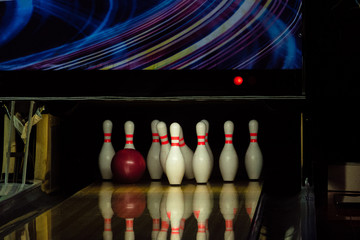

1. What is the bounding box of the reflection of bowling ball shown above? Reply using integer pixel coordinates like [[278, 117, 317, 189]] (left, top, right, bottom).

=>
[[111, 188, 146, 218], [111, 149, 146, 183]]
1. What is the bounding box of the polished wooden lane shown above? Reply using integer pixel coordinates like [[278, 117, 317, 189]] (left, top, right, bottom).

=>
[[2, 181, 262, 240]]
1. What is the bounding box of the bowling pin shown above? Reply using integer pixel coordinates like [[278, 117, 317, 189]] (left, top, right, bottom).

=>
[[166, 122, 185, 185], [179, 126, 194, 180], [193, 121, 212, 184], [166, 186, 184, 240], [219, 121, 239, 182], [193, 185, 213, 240], [147, 120, 163, 180], [157, 121, 171, 175], [220, 183, 238, 240], [124, 120, 135, 149], [201, 120, 214, 172], [244, 120, 263, 180], [157, 192, 169, 240], [99, 120, 115, 180], [98, 182, 114, 240], [147, 182, 163, 240]]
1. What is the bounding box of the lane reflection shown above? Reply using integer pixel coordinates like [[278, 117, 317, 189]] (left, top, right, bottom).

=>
[[220, 183, 238, 240], [2, 182, 261, 240], [111, 184, 146, 240]]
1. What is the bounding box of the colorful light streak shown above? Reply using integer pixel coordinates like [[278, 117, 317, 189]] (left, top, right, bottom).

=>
[[0, 0, 302, 70]]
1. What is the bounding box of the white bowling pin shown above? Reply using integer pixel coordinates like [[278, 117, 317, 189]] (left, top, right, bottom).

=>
[[157, 121, 171, 175], [219, 121, 239, 182], [98, 182, 114, 240], [193, 121, 212, 184], [166, 123, 185, 185], [245, 120, 263, 180], [193, 185, 212, 240], [201, 120, 214, 172], [179, 126, 194, 180], [147, 182, 163, 240], [166, 186, 185, 240], [220, 183, 238, 240], [147, 120, 163, 180], [157, 192, 169, 240], [124, 120, 135, 149], [99, 120, 115, 180]]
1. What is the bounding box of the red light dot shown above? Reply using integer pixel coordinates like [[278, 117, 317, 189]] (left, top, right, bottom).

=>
[[234, 76, 243, 85]]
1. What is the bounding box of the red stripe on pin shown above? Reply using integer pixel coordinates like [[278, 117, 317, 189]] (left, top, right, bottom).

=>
[[161, 140, 169, 145], [126, 141, 133, 144], [225, 140, 232, 144], [198, 224, 206, 233], [225, 134, 232, 137], [153, 139, 160, 142], [104, 133, 111, 136], [194, 210, 200, 219], [152, 133, 159, 137], [250, 139, 257, 142], [104, 139, 111, 143], [160, 135, 168, 139], [250, 133, 257, 136], [171, 143, 180, 146], [198, 142, 205, 145], [160, 221, 169, 230]]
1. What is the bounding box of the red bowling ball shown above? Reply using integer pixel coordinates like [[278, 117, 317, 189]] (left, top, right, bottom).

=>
[[111, 149, 146, 183]]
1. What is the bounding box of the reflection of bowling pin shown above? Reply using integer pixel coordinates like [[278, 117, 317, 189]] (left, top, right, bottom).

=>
[[147, 182, 163, 240], [147, 120, 163, 180], [157, 192, 169, 240], [179, 126, 194, 180], [193, 121, 212, 184], [245, 120, 263, 180], [182, 184, 195, 237], [166, 123, 185, 185], [220, 183, 238, 240], [206, 183, 214, 240], [99, 182, 114, 240], [99, 120, 115, 180], [124, 121, 135, 149], [219, 121, 239, 182], [193, 185, 212, 240], [166, 187, 184, 240], [157, 121, 170, 176], [244, 182, 261, 221], [201, 120, 214, 172], [125, 218, 135, 240]]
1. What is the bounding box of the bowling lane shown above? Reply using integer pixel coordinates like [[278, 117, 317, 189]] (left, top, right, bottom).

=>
[[2, 181, 262, 240]]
